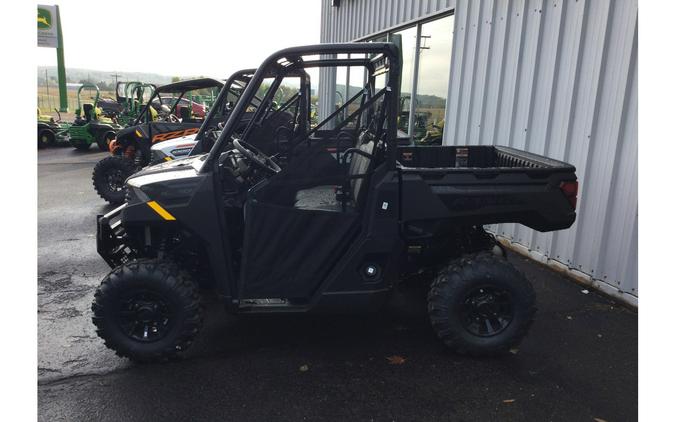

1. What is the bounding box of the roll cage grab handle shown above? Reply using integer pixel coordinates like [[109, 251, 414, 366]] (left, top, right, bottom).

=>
[[202, 42, 402, 173]]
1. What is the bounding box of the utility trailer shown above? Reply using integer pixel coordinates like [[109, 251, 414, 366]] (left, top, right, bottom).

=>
[[92, 43, 578, 362]]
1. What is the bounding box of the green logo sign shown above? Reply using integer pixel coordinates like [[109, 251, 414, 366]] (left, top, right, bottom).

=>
[[38, 8, 52, 30]]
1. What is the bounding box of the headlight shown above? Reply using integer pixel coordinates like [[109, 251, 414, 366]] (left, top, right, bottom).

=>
[[150, 149, 167, 165]]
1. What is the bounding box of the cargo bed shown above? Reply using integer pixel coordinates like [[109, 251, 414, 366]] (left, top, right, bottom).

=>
[[397, 145, 578, 232]]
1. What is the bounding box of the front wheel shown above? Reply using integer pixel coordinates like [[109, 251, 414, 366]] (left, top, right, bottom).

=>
[[91, 260, 203, 362], [92, 156, 137, 204], [427, 252, 536, 356]]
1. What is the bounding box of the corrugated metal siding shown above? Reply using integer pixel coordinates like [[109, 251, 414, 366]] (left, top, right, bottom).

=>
[[320, 0, 638, 304], [319, 0, 457, 121], [320, 0, 456, 42]]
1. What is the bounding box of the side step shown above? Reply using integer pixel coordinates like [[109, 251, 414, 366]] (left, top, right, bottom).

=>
[[237, 298, 308, 313]]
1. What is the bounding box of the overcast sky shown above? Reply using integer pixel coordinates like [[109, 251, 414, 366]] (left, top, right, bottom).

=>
[[36, 0, 321, 78]]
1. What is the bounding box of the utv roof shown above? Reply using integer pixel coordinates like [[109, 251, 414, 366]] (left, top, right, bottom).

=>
[[156, 78, 224, 93]]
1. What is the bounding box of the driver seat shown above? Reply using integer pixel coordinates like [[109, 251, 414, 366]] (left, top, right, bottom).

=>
[[83, 103, 94, 122], [179, 106, 192, 122], [294, 129, 376, 212]]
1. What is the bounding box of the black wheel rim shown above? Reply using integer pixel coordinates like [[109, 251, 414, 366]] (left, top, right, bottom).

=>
[[106, 169, 126, 192], [459, 285, 513, 337], [117, 290, 173, 342]]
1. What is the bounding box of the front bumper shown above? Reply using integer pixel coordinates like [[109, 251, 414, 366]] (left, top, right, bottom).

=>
[[96, 203, 129, 268]]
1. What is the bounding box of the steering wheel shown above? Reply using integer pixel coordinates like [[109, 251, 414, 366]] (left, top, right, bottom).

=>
[[232, 139, 281, 174]]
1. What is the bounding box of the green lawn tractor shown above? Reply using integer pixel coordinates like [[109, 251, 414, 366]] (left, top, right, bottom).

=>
[[114, 81, 156, 127], [397, 95, 431, 140], [67, 83, 123, 151], [417, 119, 445, 146], [37, 107, 70, 149]]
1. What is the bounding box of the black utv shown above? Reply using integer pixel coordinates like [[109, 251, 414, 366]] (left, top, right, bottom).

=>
[[93, 43, 579, 362], [92, 78, 224, 205]]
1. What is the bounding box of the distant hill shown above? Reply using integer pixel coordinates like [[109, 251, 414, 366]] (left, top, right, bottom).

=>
[[335, 83, 445, 108], [38, 66, 174, 89]]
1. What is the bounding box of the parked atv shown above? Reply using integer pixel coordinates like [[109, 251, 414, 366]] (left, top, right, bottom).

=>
[[150, 69, 313, 164], [91, 78, 224, 204], [93, 70, 301, 205], [37, 108, 69, 148], [67, 83, 123, 151], [92, 43, 579, 363]]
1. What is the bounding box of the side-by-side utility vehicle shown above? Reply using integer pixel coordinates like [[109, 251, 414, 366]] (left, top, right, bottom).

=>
[[92, 78, 224, 205], [93, 70, 306, 205], [93, 43, 578, 362]]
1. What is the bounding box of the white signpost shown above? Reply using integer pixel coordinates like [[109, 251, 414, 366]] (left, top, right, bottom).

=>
[[38, 4, 68, 111], [37, 4, 59, 48]]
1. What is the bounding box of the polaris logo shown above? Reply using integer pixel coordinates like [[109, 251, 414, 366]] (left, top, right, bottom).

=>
[[170, 148, 192, 157]]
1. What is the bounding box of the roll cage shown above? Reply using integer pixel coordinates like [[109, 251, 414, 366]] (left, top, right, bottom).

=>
[[134, 78, 224, 125], [191, 66, 314, 156], [189, 69, 257, 155], [203, 43, 401, 172]]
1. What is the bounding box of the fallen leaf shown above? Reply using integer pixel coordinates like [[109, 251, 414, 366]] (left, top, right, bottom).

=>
[[502, 399, 516, 404], [386, 355, 406, 365], [593, 418, 608, 422], [299, 364, 309, 372]]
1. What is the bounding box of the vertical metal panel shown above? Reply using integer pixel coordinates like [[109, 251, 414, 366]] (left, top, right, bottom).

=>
[[321, 0, 456, 43], [319, 0, 638, 304]]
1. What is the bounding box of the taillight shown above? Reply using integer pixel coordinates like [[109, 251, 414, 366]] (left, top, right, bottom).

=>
[[560, 180, 578, 210]]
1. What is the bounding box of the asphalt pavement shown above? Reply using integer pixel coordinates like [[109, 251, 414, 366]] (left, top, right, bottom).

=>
[[38, 146, 637, 422]]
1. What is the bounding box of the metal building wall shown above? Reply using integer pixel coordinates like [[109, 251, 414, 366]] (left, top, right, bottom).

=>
[[318, 0, 457, 120], [320, 0, 638, 305]]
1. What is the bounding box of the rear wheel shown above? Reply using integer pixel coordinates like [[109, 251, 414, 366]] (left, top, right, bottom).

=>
[[427, 252, 536, 356], [92, 156, 136, 204], [91, 260, 203, 362], [38, 129, 55, 149]]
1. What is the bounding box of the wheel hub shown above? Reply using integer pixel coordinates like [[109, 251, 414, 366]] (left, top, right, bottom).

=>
[[117, 292, 172, 342], [107, 170, 124, 192], [475, 297, 499, 317], [460, 286, 514, 337]]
